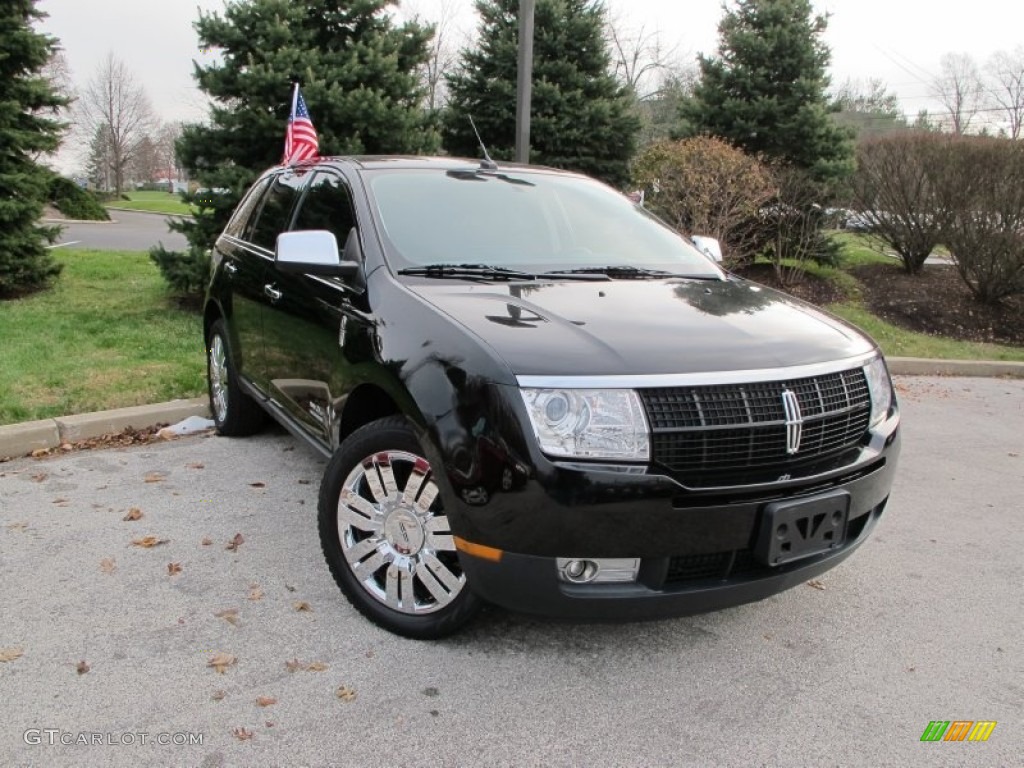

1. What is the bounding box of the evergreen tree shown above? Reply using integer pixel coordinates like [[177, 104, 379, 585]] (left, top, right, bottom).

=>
[[155, 0, 437, 296], [443, 0, 640, 188], [678, 0, 853, 186], [0, 0, 66, 298]]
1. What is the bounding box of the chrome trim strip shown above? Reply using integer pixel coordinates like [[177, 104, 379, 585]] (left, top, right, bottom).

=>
[[516, 352, 877, 390]]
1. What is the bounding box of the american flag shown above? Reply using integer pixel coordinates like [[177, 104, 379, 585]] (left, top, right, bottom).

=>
[[283, 84, 319, 163]]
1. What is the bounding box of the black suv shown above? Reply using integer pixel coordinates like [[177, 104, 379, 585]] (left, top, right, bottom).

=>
[[203, 156, 900, 638]]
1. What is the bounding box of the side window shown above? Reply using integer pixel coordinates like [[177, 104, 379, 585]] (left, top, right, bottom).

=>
[[249, 173, 304, 251], [222, 177, 271, 239], [291, 172, 358, 254]]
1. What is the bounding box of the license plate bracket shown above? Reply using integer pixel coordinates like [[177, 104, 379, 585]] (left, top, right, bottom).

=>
[[755, 490, 850, 566]]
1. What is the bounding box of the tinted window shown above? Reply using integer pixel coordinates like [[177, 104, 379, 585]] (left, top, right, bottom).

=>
[[292, 172, 357, 251], [249, 173, 304, 251], [223, 177, 271, 239]]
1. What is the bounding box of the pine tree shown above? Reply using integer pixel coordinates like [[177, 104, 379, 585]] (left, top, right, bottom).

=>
[[678, 0, 853, 186], [0, 0, 66, 298], [155, 0, 437, 296], [443, 0, 640, 188]]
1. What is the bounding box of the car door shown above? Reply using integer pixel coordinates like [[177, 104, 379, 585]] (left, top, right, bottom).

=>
[[262, 169, 367, 445]]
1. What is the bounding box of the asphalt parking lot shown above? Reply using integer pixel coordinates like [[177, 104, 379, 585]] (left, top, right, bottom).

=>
[[0, 375, 1021, 767]]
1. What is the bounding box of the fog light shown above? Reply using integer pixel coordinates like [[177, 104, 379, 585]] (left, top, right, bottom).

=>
[[562, 559, 598, 583]]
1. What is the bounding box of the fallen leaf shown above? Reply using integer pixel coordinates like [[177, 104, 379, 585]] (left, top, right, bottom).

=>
[[31, 449, 49, 458], [187, 462, 205, 469], [247, 587, 264, 601], [231, 727, 254, 741], [265, 722, 274, 728], [143, 472, 165, 483], [305, 661, 328, 672], [215, 609, 239, 626], [100, 558, 117, 574], [76, 660, 90, 675], [211, 690, 226, 702], [131, 536, 169, 548], [0, 647, 24, 663], [30, 472, 47, 482], [336, 685, 357, 703], [52, 497, 70, 504], [806, 580, 826, 591], [201, 537, 213, 546], [285, 584, 297, 592], [256, 696, 277, 707], [207, 653, 237, 674], [225, 533, 244, 551], [293, 601, 312, 612], [122, 507, 143, 521], [422, 687, 439, 697], [167, 562, 182, 576], [5, 522, 28, 532], [285, 659, 302, 673], [60, 443, 73, 452], [250, 481, 266, 488]]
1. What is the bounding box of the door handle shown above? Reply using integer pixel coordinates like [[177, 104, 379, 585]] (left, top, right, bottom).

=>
[[224, 262, 238, 275], [263, 284, 282, 301]]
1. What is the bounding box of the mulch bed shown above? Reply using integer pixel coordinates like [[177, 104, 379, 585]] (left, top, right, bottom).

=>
[[737, 262, 1024, 347]]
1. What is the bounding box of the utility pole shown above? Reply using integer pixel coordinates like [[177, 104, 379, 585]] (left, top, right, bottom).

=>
[[515, 0, 535, 163]]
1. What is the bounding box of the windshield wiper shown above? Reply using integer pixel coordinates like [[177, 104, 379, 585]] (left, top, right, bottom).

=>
[[546, 265, 717, 280], [397, 263, 538, 281]]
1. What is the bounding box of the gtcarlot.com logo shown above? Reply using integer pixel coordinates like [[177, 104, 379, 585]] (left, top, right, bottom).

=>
[[920, 721, 997, 742], [24, 730, 204, 747]]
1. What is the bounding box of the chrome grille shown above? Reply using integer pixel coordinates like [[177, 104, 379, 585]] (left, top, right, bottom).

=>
[[640, 368, 871, 481]]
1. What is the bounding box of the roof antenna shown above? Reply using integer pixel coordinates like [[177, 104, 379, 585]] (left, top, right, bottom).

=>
[[468, 116, 498, 171]]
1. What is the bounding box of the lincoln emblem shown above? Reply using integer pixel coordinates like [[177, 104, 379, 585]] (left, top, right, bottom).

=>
[[781, 390, 804, 454]]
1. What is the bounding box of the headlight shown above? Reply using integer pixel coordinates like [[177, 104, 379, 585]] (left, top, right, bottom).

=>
[[520, 388, 650, 461], [864, 355, 894, 427]]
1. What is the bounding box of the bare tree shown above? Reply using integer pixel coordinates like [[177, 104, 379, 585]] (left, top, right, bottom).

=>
[[605, 12, 683, 101], [986, 47, 1024, 139], [77, 52, 155, 196], [931, 52, 984, 135], [407, 0, 462, 112]]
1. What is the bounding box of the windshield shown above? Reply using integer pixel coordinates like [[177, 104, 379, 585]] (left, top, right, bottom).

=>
[[366, 168, 724, 278]]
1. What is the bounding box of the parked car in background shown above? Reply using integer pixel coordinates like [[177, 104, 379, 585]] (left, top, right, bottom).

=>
[[203, 156, 901, 638]]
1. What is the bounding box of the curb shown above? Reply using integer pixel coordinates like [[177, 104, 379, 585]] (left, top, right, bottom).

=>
[[104, 206, 194, 219], [1, 360, 1022, 460], [0, 398, 210, 461]]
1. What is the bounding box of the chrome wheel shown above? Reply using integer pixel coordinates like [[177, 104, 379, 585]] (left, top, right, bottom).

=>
[[209, 333, 229, 424], [337, 450, 465, 615]]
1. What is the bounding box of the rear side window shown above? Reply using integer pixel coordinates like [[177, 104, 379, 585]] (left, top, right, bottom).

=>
[[249, 173, 304, 251], [223, 177, 271, 239], [292, 172, 357, 251]]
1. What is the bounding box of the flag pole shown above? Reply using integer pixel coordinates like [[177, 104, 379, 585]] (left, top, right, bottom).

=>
[[284, 82, 300, 166]]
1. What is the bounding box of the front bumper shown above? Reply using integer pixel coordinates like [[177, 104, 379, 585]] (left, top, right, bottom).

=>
[[460, 496, 887, 620]]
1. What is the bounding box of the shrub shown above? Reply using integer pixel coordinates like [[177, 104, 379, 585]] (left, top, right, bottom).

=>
[[48, 177, 110, 221], [632, 136, 776, 265], [149, 244, 209, 304]]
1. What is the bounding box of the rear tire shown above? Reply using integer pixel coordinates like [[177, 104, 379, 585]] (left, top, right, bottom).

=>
[[318, 415, 482, 639], [206, 319, 265, 437]]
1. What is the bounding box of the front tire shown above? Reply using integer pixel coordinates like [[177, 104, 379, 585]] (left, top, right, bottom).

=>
[[318, 416, 482, 639], [206, 319, 265, 437]]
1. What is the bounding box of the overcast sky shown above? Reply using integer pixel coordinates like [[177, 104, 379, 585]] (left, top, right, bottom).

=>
[[35, 0, 1024, 148]]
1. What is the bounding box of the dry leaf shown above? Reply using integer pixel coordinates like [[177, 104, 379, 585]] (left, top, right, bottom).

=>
[[0, 647, 24, 663], [305, 661, 328, 672], [143, 472, 165, 483], [122, 507, 143, 521], [211, 690, 226, 702], [232, 727, 254, 741], [215, 609, 239, 626], [131, 536, 168, 548], [225, 533, 244, 552], [293, 601, 312, 612], [256, 696, 277, 707], [336, 685, 357, 703], [31, 472, 47, 482], [806, 580, 826, 591], [76, 660, 90, 675], [187, 462, 205, 470], [285, 584, 297, 592], [100, 557, 117, 574], [31, 449, 49, 458], [5, 522, 28, 532], [167, 562, 182, 576], [207, 653, 237, 674], [52, 497, 70, 504], [249, 481, 266, 488], [60, 443, 73, 452], [265, 722, 274, 728], [247, 587, 264, 601], [201, 537, 213, 546], [285, 659, 302, 673]]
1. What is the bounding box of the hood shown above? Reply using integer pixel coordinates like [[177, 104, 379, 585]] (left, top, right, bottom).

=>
[[404, 277, 876, 377]]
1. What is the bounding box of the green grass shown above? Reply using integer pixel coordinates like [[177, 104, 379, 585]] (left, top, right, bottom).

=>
[[106, 190, 194, 216], [0, 249, 206, 426]]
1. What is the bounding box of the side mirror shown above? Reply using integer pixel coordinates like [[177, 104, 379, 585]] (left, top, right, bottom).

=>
[[275, 229, 362, 280], [690, 235, 723, 263]]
